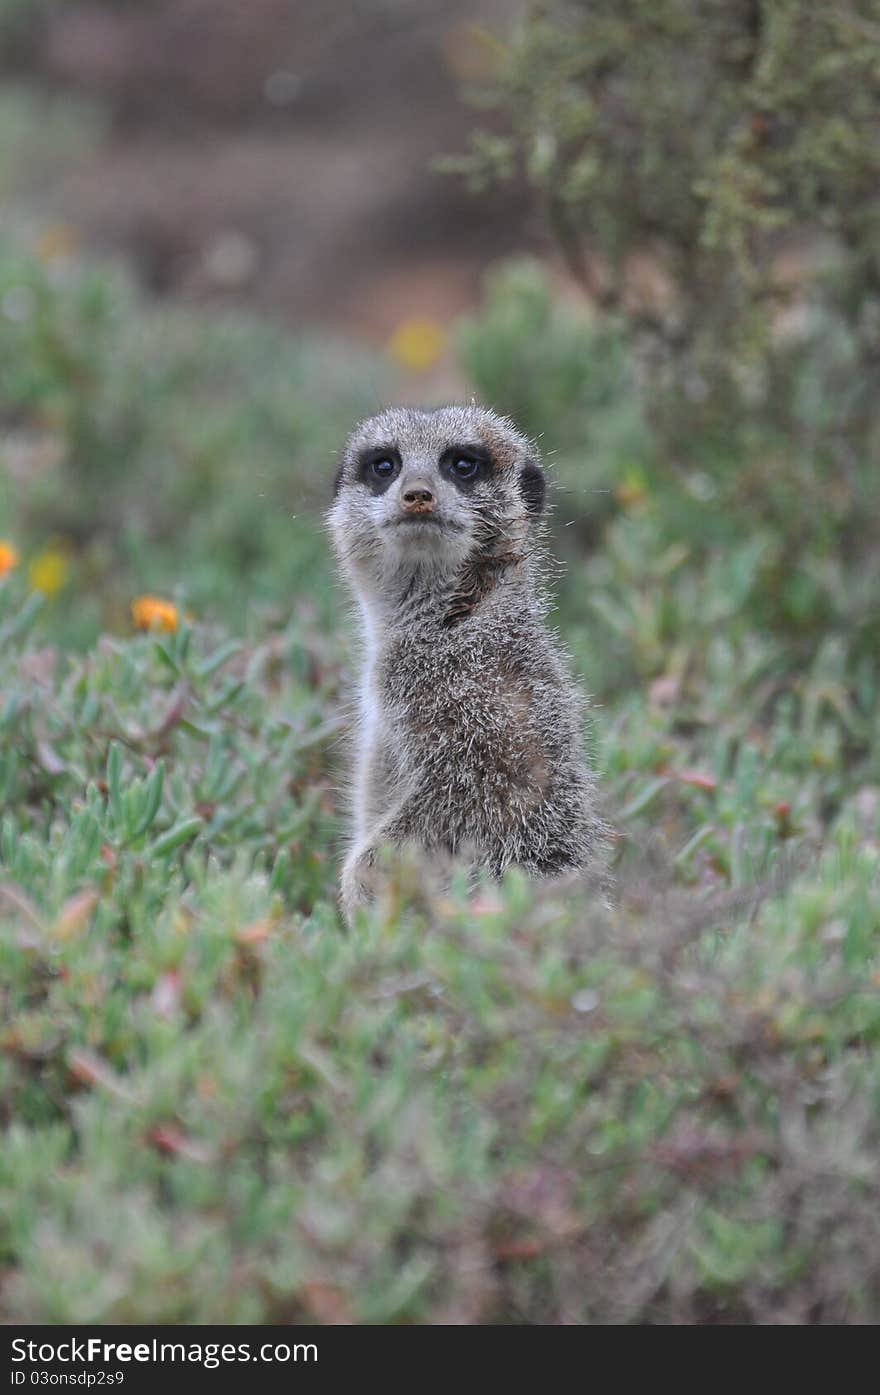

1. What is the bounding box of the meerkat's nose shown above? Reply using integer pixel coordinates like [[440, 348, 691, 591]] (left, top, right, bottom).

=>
[[400, 480, 435, 514]]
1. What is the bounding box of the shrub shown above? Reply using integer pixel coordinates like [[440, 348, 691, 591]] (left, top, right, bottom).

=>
[[452, 0, 880, 461], [2, 576, 879, 1322]]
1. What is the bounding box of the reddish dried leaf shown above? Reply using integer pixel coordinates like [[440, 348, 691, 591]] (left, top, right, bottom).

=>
[[300, 1281, 352, 1324], [148, 1123, 214, 1164], [154, 689, 187, 738], [55, 888, 99, 939], [150, 969, 183, 1018], [68, 1048, 135, 1101], [235, 918, 273, 946], [493, 1235, 546, 1260], [667, 768, 718, 791]]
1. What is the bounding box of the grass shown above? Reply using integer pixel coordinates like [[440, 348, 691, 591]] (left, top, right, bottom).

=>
[[1, 234, 879, 1322]]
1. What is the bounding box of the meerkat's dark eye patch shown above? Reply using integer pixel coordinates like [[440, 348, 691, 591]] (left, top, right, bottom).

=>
[[358, 447, 401, 494], [440, 444, 492, 490], [518, 460, 546, 515]]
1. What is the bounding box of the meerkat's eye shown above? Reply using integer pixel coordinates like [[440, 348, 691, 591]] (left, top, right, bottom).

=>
[[451, 456, 480, 480], [370, 457, 397, 479], [441, 446, 490, 486], [358, 449, 401, 492]]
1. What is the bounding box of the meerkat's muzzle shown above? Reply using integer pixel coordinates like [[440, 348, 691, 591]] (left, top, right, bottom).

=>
[[399, 478, 436, 516]]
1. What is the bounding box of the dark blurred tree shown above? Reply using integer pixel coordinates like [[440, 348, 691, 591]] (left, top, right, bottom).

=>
[[452, 0, 880, 458]]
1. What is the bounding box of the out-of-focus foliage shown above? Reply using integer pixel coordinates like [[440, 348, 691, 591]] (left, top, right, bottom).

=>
[[459, 261, 880, 699], [1, 575, 880, 1322], [0, 232, 383, 646], [451, 0, 880, 455], [0, 86, 104, 198], [2, 226, 880, 1321], [456, 258, 639, 454], [0, 0, 44, 48]]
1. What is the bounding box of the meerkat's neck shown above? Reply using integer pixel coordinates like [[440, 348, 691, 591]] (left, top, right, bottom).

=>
[[353, 548, 537, 648]]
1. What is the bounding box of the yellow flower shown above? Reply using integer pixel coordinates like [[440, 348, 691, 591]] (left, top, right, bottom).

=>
[[615, 466, 649, 510], [28, 548, 69, 595], [0, 541, 19, 578], [131, 595, 179, 633], [387, 317, 447, 373]]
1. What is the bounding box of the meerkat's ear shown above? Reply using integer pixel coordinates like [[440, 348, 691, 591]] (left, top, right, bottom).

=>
[[518, 458, 546, 516], [332, 459, 345, 497]]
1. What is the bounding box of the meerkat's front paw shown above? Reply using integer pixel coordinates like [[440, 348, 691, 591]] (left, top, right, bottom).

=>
[[339, 846, 379, 925]]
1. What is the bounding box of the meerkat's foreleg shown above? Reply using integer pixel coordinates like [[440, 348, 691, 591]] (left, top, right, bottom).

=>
[[339, 788, 424, 924]]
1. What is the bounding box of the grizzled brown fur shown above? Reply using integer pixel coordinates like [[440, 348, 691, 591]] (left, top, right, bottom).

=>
[[327, 404, 604, 922]]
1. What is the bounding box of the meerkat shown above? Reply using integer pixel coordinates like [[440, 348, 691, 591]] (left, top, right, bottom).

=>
[[327, 404, 605, 923]]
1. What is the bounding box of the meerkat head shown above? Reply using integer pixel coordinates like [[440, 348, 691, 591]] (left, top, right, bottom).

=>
[[327, 405, 546, 604]]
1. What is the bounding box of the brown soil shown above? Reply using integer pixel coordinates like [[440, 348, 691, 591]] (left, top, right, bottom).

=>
[[18, 0, 540, 338]]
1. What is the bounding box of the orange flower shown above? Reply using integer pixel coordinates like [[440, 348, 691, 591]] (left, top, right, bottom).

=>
[[131, 595, 179, 633], [0, 541, 19, 578], [37, 223, 78, 263]]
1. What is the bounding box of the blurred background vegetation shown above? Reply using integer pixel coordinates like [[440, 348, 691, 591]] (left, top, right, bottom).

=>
[[1, 0, 879, 1324]]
